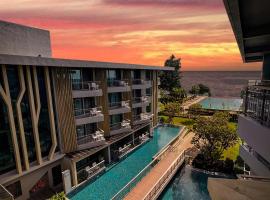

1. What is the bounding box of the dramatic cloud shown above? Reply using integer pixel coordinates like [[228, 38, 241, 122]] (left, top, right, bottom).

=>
[[0, 0, 260, 70]]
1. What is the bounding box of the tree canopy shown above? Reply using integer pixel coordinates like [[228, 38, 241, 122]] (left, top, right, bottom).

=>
[[159, 55, 181, 91], [189, 84, 211, 96], [192, 112, 238, 166]]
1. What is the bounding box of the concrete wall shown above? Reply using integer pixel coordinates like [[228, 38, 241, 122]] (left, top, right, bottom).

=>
[[0, 20, 51, 57], [238, 115, 270, 163], [240, 145, 270, 177]]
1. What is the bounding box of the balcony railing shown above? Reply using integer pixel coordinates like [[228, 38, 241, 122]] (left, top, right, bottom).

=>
[[133, 113, 153, 121], [242, 143, 270, 171], [74, 107, 103, 119], [107, 79, 129, 87], [72, 81, 100, 91], [133, 96, 149, 104], [243, 85, 270, 127], [77, 129, 105, 146], [110, 120, 131, 131], [77, 160, 106, 184], [109, 101, 130, 109]]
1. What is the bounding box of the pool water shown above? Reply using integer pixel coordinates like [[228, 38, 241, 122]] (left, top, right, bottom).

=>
[[69, 126, 182, 200], [159, 166, 219, 200], [199, 97, 243, 111]]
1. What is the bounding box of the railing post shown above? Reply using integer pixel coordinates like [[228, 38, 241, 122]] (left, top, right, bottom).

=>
[[260, 89, 266, 125]]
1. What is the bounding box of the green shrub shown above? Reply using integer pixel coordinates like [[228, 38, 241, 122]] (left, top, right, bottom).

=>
[[50, 192, 66, 200]]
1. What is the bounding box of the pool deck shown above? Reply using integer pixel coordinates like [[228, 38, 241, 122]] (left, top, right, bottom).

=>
[[124, 131, 194, 200], [182, 96, 207, 111]]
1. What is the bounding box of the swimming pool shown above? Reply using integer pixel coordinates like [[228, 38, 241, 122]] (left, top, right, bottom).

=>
[[68, 126, 182, 200], [159, 166, 224, 200], [199, 97, 243, 111]]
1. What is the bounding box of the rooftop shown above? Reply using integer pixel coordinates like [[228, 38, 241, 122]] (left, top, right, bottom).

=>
[[223, 0, 270, 63]]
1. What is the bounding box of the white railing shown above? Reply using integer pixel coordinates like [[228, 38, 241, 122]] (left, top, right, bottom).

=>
[[77, 160, 106, 183], [109, 100, 130, 109], [77, 129, 105, 145], [108, 79, 129, 87], [133, 96, 149, 104], [74, 106, 103, 118], [110, 120, 131, 131], [0, 184, 13, 200], [72, 81, 100, 91], [111, 138, 183, 200], [143, 150, 186, 200]]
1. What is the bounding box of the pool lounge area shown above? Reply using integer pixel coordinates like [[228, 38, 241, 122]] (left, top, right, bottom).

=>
[[199, 97, 243, 111], [68, 125, 182, 200]]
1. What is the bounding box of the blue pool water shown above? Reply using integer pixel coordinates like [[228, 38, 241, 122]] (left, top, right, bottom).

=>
[[159, 166, 220, 200], [69, 126, 181, 200], [199, 97, 243, 111]]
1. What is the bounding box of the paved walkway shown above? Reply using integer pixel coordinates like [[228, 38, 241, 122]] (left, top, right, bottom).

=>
[[124, 132, 194, 200], [182, 96, 207, 110]]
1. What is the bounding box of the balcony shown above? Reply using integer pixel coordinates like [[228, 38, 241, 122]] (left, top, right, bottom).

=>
[[77, 129, 106, 150], [77, 160, 106, 184], [132, 96, 150, 108], [109, 101, 131, 115], [107, 80, 131, 93], [243, 82, 270, 127], [133, 113, 153, 125], [240, 143, 270, 177], [238, 115, 270, 165], [75, 107, 104, 125], [72, 81, 103, 98], [110, 120, 132, 136], [132, 79, 152, 89]]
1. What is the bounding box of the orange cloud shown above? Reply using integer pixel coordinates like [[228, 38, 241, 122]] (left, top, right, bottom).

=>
[[0, 0, 261, 71]]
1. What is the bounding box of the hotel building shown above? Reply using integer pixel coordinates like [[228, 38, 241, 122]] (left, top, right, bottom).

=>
[[0, 20, 172, 200], [224, 0, 270, 177]]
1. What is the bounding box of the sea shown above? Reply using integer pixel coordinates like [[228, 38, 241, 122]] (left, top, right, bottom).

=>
[[181, 71, 261, 98]]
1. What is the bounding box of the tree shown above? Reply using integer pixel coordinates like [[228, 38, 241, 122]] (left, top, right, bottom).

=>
[[189, 84, 211, 96], [159, 55, 181, 91], [170, 88, 187, 103], [188, 103, 202, 116], [192, 112, 238, 167], [198, 84, 211, 96], [189, 85, 200, 96], [164, 102, 181, 124]]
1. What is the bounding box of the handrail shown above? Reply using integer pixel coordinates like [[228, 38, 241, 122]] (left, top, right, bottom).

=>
[[107, 79, 129, 87], [143, 150, 186, 200], [74, 106, 103, 118], [72, 81, 101, 90], [111, 130, 183, 200], [109, 100, 130, 108], [111, 158, 159, 200], [0, 184, 14, 200], [110, 120, 131, 131]]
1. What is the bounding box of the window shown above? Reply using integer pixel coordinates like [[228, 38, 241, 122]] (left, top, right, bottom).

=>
[[132, 70, 141, 79], [107, 70, 121, 80], [108, 93, 122, 105], [146, 71, 152, 80], [146, 103, 152, 113], [110, 114, 123, 125], [76, 123, 97, 138], [132, 89, 141, 98], [71, 69, 82, 89], [146, 88, 152, 96]]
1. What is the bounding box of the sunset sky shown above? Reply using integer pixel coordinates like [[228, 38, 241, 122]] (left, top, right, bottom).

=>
[[0, 0, 261, 71]]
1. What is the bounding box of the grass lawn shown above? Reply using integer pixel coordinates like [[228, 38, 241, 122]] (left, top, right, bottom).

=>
[[159, 115, 195, 129], [222, 122, 240, 161]]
